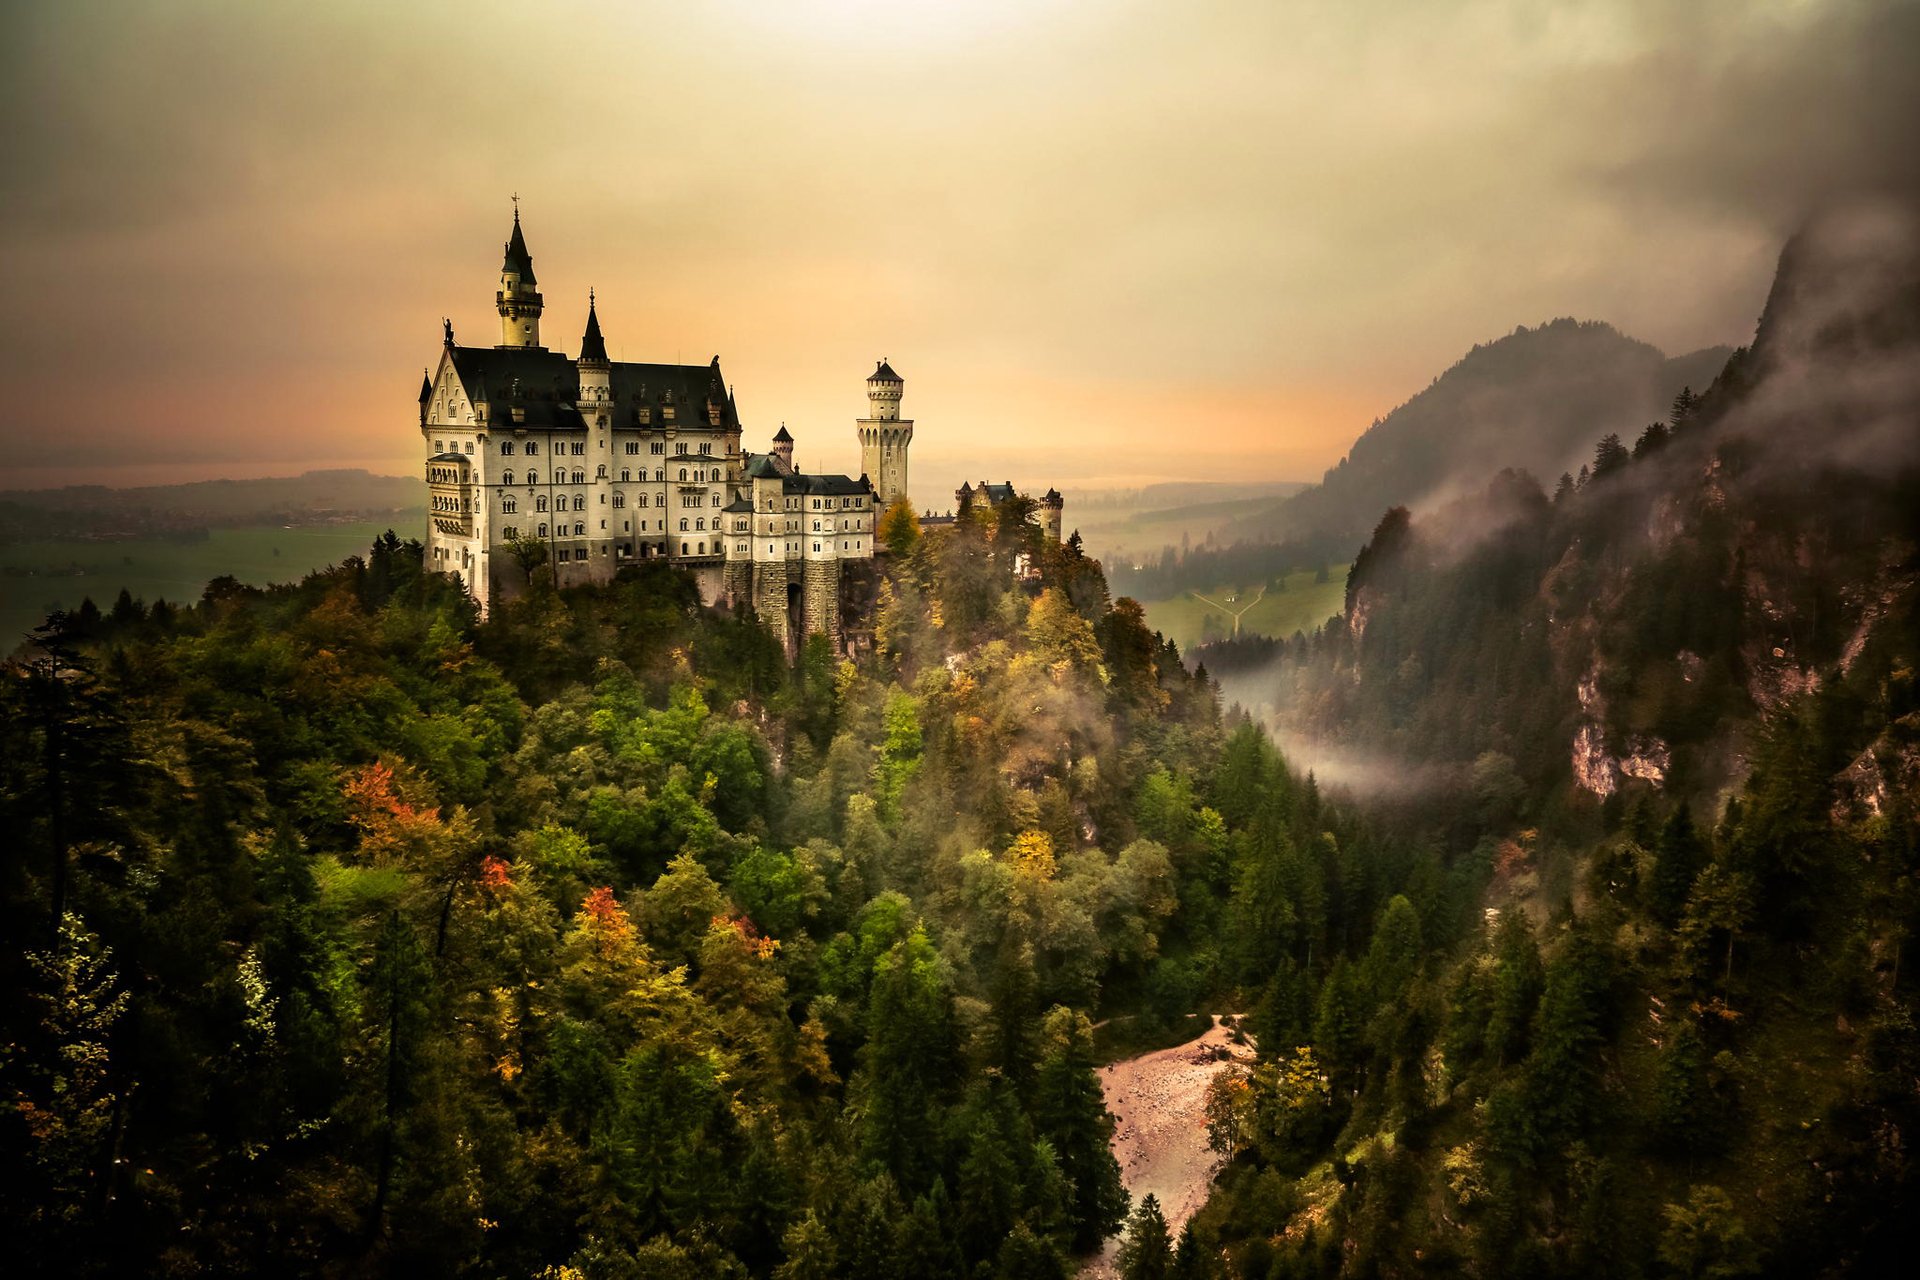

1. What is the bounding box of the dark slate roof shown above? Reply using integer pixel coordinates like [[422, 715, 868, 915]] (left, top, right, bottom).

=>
[[868, 360, 901, 382], [747, 455, 785, 479], [804, 473, 871, 496], [418, 371, 432, 403], [428, 451, 468, 464], [1043, 488, 1063, 504], [502, 213, 536, 284], [578, 296, 608, 364], [772, 425, 793, 443], [722, 496, 753, 513], [443, 345, 739, 433]]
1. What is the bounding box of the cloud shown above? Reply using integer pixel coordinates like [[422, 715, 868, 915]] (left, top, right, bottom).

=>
[[0, 1, 1912, 488]]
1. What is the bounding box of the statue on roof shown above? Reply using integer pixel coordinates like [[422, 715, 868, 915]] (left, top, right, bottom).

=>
[[443, 317, 454, 345]]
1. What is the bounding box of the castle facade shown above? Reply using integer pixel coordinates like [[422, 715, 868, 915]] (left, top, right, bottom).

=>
[[420, 209, 1057, 647]]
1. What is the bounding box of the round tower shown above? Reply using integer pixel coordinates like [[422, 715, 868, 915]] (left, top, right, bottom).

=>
[[1040, 488, 1064, 542], [496, 205, 544, 348], [857, 359, 913, 509]]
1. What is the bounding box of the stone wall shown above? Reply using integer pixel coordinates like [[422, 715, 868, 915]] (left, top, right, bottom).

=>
[[753, 560, 792, 646], [804, 558, 841, 645]]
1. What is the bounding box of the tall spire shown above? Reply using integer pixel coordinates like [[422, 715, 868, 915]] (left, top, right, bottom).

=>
[[496, 199, 544, 348], [579, 289, 608, 364], [501, 204, 537, 286]]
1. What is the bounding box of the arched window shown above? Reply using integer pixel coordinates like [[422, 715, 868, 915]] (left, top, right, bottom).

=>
[[572, 469, 585, 485], [698, 541, 705, 555], [501, 441, 514, 455], [574, 521, 585, 535], [573, 495, 586, 511], [502, 496, 517, 513], [525, 442, 538, 454], [679, 518, 689, 531], [639, 494, 649, 508], [712, 494, 721, 507], [502, 469, 514, 485], [536, 495, 549, 512], [678, 468, 688, 481], [537, 523, 548, 537], [620, 469, 630, 481], [695, 517, 705, 531], [525, 469, 538, 484], [596, 465, 607, 478], [613, 493, 625, 508]]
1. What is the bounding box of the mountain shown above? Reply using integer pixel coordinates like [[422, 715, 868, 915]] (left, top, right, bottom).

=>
[[1187, 201, 1920, 1273], [1224, 321, 1731, 549]]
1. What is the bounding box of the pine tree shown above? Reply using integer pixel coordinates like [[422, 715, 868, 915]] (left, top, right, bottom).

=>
[[1118, 1194, 1173, 1280]]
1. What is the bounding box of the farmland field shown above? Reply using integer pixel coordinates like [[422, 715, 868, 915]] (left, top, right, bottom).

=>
[[1137, 564, 1350, 653], [0, 521, 407, 652]]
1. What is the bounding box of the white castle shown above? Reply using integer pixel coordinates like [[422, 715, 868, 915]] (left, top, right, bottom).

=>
[[420, 208, 1059, 648]]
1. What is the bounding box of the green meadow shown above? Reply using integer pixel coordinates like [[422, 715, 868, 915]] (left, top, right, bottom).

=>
[[0, 521, 408, 651], [1137, 563, 1350, 653]]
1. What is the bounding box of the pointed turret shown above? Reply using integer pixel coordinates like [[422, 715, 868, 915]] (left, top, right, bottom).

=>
[[771, 424, 794, 473], [496, 202, 544, 348], [578, 290, 608, 364], [502, 209, 537, 285], [419, 369, 432, 425]]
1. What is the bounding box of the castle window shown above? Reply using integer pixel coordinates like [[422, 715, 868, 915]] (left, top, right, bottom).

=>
[[503, 525, 517, 539], [639, 494, 649, 508], [813, 542, 821, 552], [678, 469, 688, 481], [573, 495, 585, 511], [599, 494, 606, 505], [501, 441, 515, 455], [596, 465, 606, 478], [625, 442, 638, 455], [537, 523, 548, 537], [570, 442, 583, 456], [572, 469, 585, 485], [698, 542, 706, 555], [613, 494, 624, 508], [536, 496, 549, 512], [502, 470, 514, 485], [652, 442, 664, 455], [502, 496, 517, 513], [712, 494, 721, 507], [525, 470, 537, 484], [525, 442, 537, 454], [679, 518, 689, 531], [695, 518, 705, 531], [655, 469, 664, 481], [574, 521, 585, 535], [676, 443, 688, 455]]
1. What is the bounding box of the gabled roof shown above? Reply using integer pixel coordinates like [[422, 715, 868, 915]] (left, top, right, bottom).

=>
[[772, 425, 793, 443], [502, 211, 536, 284], [418, 370, 432, 404], [804, 474, 871, 496], [868, 360, 901, 382], [441, 345, 739, 433], [722, 496, 753, 513]]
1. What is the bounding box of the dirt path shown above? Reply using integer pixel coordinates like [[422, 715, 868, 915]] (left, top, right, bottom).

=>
[[1082, 1015, 1254, 1277]]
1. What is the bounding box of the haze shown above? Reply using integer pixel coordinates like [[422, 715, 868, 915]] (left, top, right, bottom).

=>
[[3, 0, 1914, 498]]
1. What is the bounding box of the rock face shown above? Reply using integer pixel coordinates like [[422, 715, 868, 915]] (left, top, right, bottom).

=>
[[1083, 1017, 1255, 1278]]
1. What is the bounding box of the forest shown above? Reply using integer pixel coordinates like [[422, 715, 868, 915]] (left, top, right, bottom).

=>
[[5, 207, 1919, 1279]]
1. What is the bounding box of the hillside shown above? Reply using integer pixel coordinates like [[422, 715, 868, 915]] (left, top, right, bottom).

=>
[[1182, 201, 1920, 1274], [1223, 322, 1731, 550]]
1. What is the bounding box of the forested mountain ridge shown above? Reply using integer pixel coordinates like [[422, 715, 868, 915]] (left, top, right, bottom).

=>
[[1182, 202, 1920, 1275], [1222, 322, 1730, 552]]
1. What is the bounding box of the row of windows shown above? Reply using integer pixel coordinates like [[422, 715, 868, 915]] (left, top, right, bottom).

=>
[[496, 467, 730, 485], [497, 441, 588, 457], [432, 440, 476, 455]]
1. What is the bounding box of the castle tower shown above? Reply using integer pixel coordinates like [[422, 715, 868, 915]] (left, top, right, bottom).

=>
[[576, 290, 609, 397], [857, 360, 912, 509], [1040, 488, 1064, 542], [771, 424, 794, 474], [496, 205, 544, 348]]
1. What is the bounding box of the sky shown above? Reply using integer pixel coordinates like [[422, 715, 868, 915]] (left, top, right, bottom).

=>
[[2, 0, 1915, 500]]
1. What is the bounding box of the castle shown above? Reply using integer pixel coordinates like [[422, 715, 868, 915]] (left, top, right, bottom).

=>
[[420, 209, 1058, 648]]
